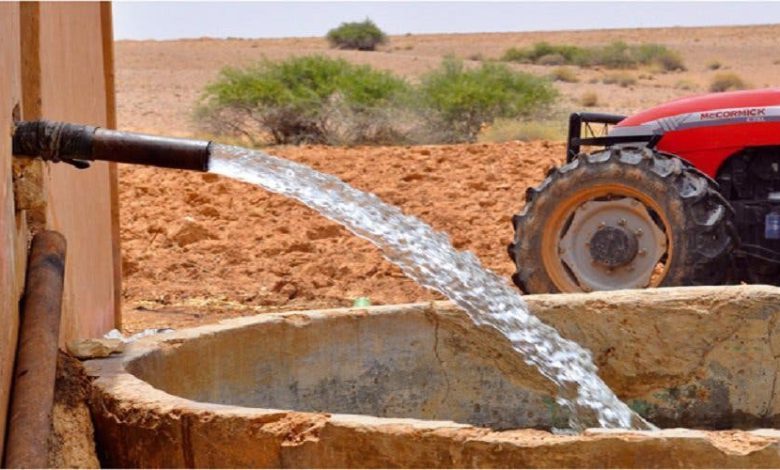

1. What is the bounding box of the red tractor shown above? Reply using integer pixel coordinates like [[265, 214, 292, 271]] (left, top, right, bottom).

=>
[[508, 88, 780, 293]]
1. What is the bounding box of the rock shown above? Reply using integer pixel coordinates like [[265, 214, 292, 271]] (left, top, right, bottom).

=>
[[67, 338, 125, 360], [169, 217, 218, 246]]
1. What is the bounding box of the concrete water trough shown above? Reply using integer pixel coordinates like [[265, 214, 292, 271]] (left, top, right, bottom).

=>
[[85, 285, 780, 467]]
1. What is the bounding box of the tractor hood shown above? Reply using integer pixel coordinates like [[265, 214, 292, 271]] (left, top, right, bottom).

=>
[[612, 89, 780, 136]]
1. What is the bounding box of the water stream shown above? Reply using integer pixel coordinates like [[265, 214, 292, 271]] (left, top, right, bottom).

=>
[[209, 144, 654, 431]]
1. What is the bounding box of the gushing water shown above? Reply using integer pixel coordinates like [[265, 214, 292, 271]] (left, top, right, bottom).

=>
[[209, 144, 654, 431]]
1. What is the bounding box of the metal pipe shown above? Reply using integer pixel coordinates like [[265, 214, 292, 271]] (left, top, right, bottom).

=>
[[12, 120, 211, 172], [3, 231, 67, 469]]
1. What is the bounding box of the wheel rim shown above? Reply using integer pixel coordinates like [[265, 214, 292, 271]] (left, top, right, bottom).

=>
[[541, 183, 672, 292]]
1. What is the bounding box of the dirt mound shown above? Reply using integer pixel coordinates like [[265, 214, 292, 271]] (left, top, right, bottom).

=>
[[49, 353, 100, 468], [119, 141, 564, 332]]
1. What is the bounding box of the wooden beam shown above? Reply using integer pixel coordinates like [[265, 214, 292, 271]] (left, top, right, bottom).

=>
[[100, 1, 122, 329], [19, 2, 40, 119]]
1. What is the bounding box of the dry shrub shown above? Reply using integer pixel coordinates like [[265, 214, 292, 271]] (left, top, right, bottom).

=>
[[537, 53, 567, 66], [674, 79, 697, 91], [550, 67, 579, 83], [709, 73, 748, 92], [602, 72, 637, 87], [580, 91, 599, 107]]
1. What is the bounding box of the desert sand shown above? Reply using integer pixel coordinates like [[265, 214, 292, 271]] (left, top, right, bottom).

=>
[[116, 24, 780, 332]]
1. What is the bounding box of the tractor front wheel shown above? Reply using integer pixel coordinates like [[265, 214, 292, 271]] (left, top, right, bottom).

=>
[[508, 147, 737, 294]]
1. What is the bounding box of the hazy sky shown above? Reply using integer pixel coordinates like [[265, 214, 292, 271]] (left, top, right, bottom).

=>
[[112, 2, 780, 40]]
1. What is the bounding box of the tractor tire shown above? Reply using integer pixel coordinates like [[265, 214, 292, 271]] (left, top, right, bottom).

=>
[[508, 147, 737, 294]]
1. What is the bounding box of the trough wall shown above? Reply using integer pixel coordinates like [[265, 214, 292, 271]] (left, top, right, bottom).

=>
[[87, 285, 780, 468]]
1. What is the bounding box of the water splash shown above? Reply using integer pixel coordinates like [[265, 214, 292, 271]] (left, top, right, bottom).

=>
[[209, 144, 654, 431]]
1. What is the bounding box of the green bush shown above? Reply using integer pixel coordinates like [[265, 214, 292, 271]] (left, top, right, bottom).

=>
[[502, 42, 587, 65], [197, 55, 560, 145], [502, 41, 685, 71], [591, 41, 635, 69], [501, 47, 530, 62], [418, 58, 557, 142], [633, 43, 686, 71], [709, 72, 748, 92], [326, 19, 387, 51], [197, 55, 410, 144]]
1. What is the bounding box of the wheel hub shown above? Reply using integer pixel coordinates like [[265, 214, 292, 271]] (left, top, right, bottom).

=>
[[588, 226, 638, 268], [559, 197, 667, 291]]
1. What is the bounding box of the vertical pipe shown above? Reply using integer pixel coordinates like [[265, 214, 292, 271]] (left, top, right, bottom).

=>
[[3, 231, 66, 469]]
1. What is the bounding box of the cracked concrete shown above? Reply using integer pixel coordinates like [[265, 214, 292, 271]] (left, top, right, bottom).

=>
[[85, 285, 780, 467], [428, 308, 452, 407]]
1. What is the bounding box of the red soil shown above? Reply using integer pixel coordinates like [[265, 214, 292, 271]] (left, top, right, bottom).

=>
[[119, 141, 564, 332]]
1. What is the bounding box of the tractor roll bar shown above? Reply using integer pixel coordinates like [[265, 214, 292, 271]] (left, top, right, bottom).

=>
[[566, 112, 648, 162]]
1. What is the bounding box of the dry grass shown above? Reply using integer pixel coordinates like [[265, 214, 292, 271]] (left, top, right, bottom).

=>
[[478, 119, 566, 143]]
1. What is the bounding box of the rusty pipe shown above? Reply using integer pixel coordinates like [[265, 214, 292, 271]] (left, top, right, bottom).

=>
[[12, 120, 210, 172], [3, 231, 67, 469]]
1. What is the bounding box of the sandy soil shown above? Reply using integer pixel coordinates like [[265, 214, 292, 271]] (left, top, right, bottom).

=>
[[116, 24, 780, 332]]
